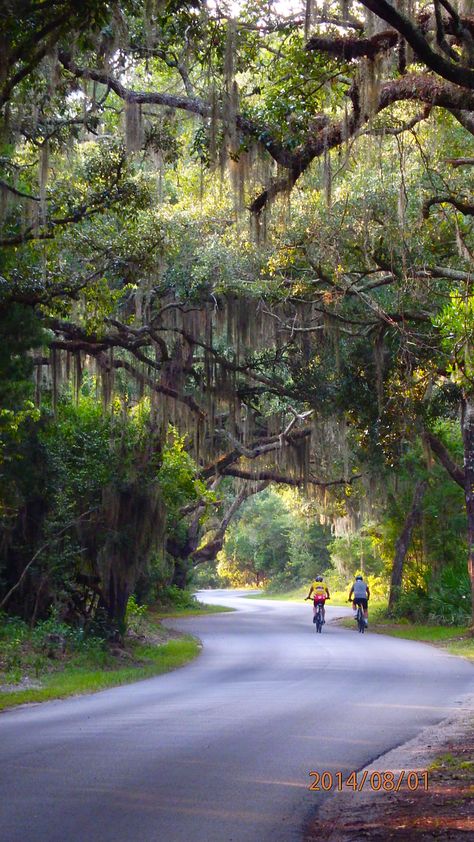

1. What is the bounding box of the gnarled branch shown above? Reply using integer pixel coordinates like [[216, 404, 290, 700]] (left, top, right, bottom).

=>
[[360, 0, 474, 89], [423, 431, 465, 488], [221, 467, 362, 488], [422, 195, 474, 218], [306, 30, 398, 60]]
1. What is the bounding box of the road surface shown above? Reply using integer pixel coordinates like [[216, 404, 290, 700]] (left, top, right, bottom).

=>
[[1, 591, 473, 841]]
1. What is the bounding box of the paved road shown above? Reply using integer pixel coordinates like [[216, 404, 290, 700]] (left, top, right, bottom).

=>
[[1, 591, 473, 842]]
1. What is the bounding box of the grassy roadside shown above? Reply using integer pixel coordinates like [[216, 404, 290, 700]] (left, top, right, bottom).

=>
[[151, 603, 233, 619], [0, 637, 200, 712], [371, 621, 474, 660], [338, 614, 474, 660], [0, 599, 230, 712]]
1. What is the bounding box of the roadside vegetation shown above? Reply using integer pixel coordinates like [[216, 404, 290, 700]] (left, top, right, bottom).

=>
[[367, 621, 474, 661], [151, 586, 233, 618], [0, 589, 226, 711]]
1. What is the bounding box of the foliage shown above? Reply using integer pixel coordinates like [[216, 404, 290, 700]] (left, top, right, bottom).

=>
[[328, 533, 385, 580], [389, 562, 471, 627], [158, 428, 214, 536], [0, 630, 200, 711], [157, 585, 198, 610], [0, 608, 109, 685], [2, 0, 474, 630], [435, 292, 474, 385], [125, 594, 148, 634], [0, 395, 164, 630], [428, 564, 471, 626], [216, 487, 331, 589]]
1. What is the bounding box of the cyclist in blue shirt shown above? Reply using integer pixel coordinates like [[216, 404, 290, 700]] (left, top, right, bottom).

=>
[[348, 575, 370, 626]]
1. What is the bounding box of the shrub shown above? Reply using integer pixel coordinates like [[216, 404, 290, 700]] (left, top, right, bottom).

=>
[[366, 575, 389, 601], [0, 614, 29, 642], [428, 564, 471, 625], [125, 595, 147, 633], [390, 588, 431, 623], [159, 585, 197, 609]]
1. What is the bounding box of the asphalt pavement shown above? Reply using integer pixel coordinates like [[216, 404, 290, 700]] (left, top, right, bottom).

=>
[[1, 590, 473, 842]]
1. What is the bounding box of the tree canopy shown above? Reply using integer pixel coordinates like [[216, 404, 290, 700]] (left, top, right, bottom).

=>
[[1, 0, 474, 632]]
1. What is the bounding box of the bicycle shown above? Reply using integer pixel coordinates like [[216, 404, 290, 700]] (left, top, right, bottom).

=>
[[305, 596, 329, 633], [313, 601, 324, 633], [347, 598, 368, 633], [354, 603, 367, 633]]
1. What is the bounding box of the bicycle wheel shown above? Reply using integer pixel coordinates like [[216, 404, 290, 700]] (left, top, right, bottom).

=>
[[358, 609, 365, 633], [315, 606, 323, 633]]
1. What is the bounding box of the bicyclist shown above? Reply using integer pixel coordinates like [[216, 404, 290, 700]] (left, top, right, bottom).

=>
[[305, 576, 330, 624], [348, 575, 370, 627]]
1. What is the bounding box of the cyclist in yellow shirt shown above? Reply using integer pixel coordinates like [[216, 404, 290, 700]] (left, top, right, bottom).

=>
[[305, 576, 330, 624]]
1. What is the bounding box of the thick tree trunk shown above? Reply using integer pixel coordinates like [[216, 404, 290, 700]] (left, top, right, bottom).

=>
[[388, 479, 428, 611], [461, 396, 474, 630], [105, 567, 130, 637], [97, 479, 165, 635], [171, 558, 189, 590]]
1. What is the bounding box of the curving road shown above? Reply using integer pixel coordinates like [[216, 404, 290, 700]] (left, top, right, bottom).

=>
[[1, 591, 473, 842]]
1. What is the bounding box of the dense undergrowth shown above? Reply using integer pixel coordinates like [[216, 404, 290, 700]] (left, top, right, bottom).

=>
[[0, 588, 225, 710]]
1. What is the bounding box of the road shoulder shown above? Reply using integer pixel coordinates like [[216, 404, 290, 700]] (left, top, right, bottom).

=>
[[303, 694, 474, 842]]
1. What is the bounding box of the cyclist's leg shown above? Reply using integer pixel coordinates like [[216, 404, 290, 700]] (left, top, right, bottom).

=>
[[362, 598, 368, 624], [317, 603, 324, 630]]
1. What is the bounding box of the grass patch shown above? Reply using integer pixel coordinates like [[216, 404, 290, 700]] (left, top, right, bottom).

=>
[[150, 601, 233, 619], [1, 594, 233, 711], [370, 623, 470, 642], [441, 637, 474, 660], [430, 752, 474, 774], [0, 595, 233, 712], [341, 615, 474, 660], [0, 637, 200, 712]]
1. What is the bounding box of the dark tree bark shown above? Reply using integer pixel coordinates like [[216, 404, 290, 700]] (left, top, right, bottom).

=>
[[388, 479, 428, 611], [97, 480, 165, 634], [171, 558, 189, 590]]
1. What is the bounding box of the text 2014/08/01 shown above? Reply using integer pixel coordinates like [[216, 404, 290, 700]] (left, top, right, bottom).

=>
[[309, 770, 429, 792]]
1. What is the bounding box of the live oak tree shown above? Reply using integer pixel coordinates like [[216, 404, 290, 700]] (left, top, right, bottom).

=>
[[1, 1, 474, 627]]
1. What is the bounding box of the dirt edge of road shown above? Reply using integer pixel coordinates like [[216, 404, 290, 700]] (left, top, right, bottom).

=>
[[303, 693, 474, 842]]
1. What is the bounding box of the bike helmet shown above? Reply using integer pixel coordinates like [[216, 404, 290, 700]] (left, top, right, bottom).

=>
[[355, 575, 363, 580], [315, 575, 323, 582]]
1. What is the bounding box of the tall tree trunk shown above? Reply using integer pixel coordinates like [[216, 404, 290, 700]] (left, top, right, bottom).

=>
[[388, 479, 428, 611], [97, 479, 165, 635], [105, 567, 130, 638], [461, 396, 474, 629], [172, 558, 189, 589]]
